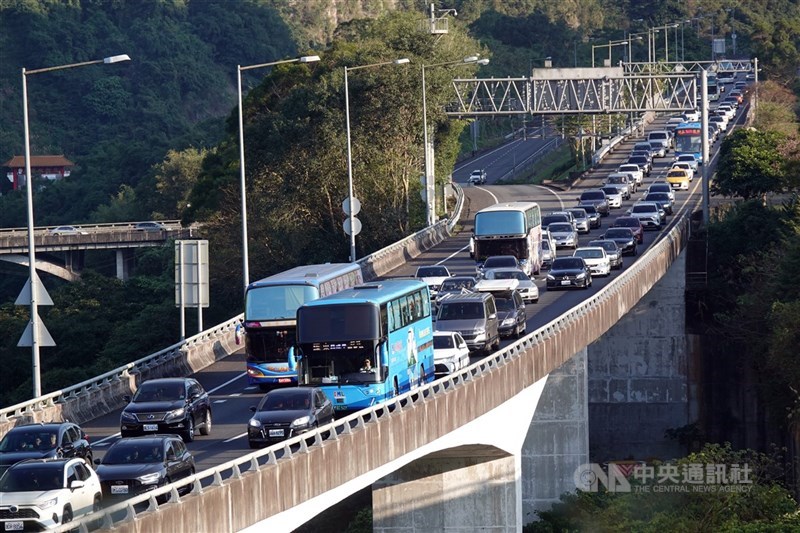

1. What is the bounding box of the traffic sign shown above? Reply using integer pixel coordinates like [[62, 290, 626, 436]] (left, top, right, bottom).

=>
[[342, 197, 361, 216], [343, 217, 362, 236]]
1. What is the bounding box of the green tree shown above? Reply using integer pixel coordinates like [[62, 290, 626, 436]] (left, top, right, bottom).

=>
[[713, 129, 789, 201]]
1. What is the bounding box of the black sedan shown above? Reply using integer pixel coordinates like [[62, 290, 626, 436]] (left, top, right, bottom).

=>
[[95, 435, 195, 501], [247, 387, 335, 448], [120, 378, 211, 442], [546, 257, 593, 290], [602, 228, 638, 256], [0, 422, 93, 478]]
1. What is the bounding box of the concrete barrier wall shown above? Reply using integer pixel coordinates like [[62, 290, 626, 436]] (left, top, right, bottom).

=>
[[59, 213, 690, 533]]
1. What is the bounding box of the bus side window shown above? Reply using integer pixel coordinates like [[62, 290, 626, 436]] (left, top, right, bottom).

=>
[[413, 292, 424, 319], [419, 290, 431, 317], [399, 298, 410, 328], [390, 300, 401, 332]]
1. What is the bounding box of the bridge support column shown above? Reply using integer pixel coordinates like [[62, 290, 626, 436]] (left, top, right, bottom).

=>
[[65, 250, 84, 273], [521, 349, 588, 522], [115, 249, 134, 281], [588, 251, 690, 462], [373, 451, 519, 532]]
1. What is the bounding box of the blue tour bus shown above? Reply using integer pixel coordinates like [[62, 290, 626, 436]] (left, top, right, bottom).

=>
[[673, 122, 703, 165], [295, 280, 435, 414], [243, 263, 363, 389]]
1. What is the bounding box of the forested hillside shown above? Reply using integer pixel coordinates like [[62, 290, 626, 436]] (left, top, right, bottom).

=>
[[0, 0, 798, 409]]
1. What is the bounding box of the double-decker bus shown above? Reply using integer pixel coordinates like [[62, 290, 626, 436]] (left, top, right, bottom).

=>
[[244, 263, 363, 389], [473, 201, 543, 276], [673, 122, 703, 165], [296, 280, 435, 414]]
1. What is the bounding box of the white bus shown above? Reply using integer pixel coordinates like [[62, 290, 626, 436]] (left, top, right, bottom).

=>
[[473, 201, 543, 276], [244, 263, 363, 389]]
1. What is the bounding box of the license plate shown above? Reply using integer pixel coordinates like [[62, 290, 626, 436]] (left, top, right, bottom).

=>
[[143, 424, 158, 432], [333, 405, 347, 411], [278, 378, 291, 383], [268, 429, 284, 438], [110, 485, 129, 494], [560, 280, 571, 285], [5, 523, 23, 531]]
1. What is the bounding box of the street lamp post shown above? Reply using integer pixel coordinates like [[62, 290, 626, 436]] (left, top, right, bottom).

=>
[[21, 54, 130, 398], [591, 39, 629, 68], [344, 58, 410, 261], [421, 56, 488, 226], [651, 23, 679, 62], [237, 55, 320, 292], [629, 32, 649, 63]]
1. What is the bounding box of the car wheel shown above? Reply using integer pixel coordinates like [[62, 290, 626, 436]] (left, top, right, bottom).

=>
[[248, 439, 261, 450], [184, 417, 195, 442], [85, 453, 94, 469], [199, 409, 211, 436], [93, 495, 102, 513]]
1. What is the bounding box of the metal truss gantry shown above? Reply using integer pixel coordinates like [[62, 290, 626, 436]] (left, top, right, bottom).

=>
[[445, 59, 753, 117]]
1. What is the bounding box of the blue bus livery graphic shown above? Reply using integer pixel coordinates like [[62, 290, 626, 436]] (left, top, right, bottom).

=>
[[296, 280, 435, 413], [243, 263, 363, 388]]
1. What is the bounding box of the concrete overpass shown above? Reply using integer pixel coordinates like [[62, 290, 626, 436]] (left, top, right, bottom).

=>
[[39, 206, 691, 532]]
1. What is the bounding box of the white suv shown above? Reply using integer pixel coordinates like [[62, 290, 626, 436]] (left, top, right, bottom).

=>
[[0, 457, 102, 531], [468, 169, 486, 185]]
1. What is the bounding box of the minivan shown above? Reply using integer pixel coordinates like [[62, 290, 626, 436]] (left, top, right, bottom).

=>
[[435, 292, 500, 353]]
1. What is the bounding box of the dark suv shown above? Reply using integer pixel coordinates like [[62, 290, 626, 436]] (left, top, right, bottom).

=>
[[0, 422, 93, 478], [95, 434, 195, 501], [120, 378, 212, 442]]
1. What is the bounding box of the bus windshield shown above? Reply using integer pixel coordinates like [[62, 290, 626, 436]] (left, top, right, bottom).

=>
[[246, 327, 294, 363], [298, 304, 380, 343], [245, 285, 317, 321], [475, 211, 526, 236]]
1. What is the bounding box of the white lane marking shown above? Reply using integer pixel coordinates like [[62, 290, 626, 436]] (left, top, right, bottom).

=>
[[533, 185, 564, 210], [471, 186, 499, 204], [230, 393, 242, 397], [208, 373, 246, 395], [213, 400, 227, 404], [224, 432, 247, 443], [436, 245, 471, 266], [91, 432, 121, 447], [93, 442, 111, 447]]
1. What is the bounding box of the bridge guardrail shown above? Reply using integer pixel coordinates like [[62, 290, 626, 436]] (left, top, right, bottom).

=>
[[0, 220, 184, 236], [0, 187, 466, 433], [55, 204, 692, 533]]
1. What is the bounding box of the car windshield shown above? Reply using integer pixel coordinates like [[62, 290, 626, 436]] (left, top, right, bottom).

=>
[[619, 166, 638, 173], [494, 298, 515, 311], [628, 157, 647, 164], [433, 335, 455, 349], [632, 205, 656, 213], [133, 382, 185, 402], [601, 188, 620, 196], [258, 390, 312, 411], [484, 257, 517, 268], [580, 205, 598, 215], [667, 171, 685, 178], [440, 278, 474, 291], [567, 210, 586, 219], [104, 442, 163, 464], [615, 218, 639, 227], [650, 184, 670, 193], [491, 270, 527, 281], [0, 465, 63, 492], [417, 266, 448, 277], [605, 229, 632, 238], [581, 191, 604, 201], [607, 176, 625, 184], [575, 249, 604, 259], [552, 258, 584, 270], [0, 430, 58, 452], [439, 302, 484, 321], [592, 241, 618, 254], [542, 214, 568, 226], [647, 194, 668, 202], [549, 223, 573, 233]]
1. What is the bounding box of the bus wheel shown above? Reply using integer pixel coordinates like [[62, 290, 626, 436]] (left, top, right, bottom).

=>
[[418, 365, 425, 387], [393, 377, 400, 397]]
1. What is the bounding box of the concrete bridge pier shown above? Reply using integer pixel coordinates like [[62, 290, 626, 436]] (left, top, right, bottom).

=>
[[373, 349, 589, 531], [65, 250, 84, 273], [115, 249, 134, 281]]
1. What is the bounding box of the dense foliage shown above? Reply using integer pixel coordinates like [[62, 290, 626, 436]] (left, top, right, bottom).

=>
[[526, 444, 800, 532]]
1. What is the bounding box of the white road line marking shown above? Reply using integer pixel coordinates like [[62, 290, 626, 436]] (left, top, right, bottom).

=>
[[91, 432, 120, 447], [208, 373, 246, 394], [533, 185, 564, 210], [213, 400, 227, 404], [436, 245, 471, 266], [230, 393, 242, 397], [472, 186, 499, 204], [224, 432, 247, 443]]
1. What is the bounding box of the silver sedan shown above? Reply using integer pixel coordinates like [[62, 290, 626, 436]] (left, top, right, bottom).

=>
[[548, 222, 578, 249], [483, 268, 539, 303]]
